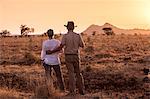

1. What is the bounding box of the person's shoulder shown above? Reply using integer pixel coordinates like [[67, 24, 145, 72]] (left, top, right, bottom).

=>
[[74, 32, 79, 35], [43, 39, 49, 44], [73, 32, 81, 37], [63, 33, 68, 36], [62, 33, 68, 38], [63, 32, 79, 36], [55, 39, 60, 41], [53, 39, 60, 43]]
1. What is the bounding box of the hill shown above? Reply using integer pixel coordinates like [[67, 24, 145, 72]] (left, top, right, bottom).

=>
[[83, 23, 150, 35]]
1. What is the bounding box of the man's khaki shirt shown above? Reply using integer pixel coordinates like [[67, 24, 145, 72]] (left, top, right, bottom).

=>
[[61, 31, 84, 55]]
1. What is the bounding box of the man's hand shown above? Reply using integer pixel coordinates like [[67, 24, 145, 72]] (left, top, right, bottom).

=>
[[46, 44, 64, 55]]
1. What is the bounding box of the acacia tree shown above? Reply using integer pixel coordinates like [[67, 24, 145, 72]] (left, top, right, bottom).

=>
[[0, 30, 11, 37], [102, 27, 115, 35], [20, 25, 34, 36]]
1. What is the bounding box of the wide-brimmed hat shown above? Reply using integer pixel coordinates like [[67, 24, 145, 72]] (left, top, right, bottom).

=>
[[64, 21, 77, 28]]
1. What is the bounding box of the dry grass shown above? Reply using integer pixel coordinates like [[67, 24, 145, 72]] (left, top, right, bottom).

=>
[[0, 88, 32, 98], [0, 34, 150, 98]]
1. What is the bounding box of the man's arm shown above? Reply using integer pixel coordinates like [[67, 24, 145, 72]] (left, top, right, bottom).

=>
[[41, 42, 46, 61], [46, 35, 66, 55], [46, 44, 64, 54], [79, 34, 85, 48]]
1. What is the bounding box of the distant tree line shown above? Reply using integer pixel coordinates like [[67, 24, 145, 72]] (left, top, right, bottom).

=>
[[0, 25, 34, 37], [0, 30, 11, 37], [0, 26, 115, 37]]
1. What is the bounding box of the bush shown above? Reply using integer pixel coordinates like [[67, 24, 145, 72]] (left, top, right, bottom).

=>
[[84, 46, 94, 53], [85, 66, 92, 72]]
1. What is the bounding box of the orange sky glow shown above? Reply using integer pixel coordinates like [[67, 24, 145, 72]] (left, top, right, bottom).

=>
[[0, 0, 150, 35]]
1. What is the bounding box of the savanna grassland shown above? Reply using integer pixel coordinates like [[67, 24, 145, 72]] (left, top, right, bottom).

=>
[[0, 34, 150, 98]]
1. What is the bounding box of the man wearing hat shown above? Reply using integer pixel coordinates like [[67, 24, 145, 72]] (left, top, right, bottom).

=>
[[41, 29, 65, 93], [46, 21, 85, 95]]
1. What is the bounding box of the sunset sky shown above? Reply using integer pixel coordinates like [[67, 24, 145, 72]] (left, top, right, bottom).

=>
[[0, 0, 150, 35]]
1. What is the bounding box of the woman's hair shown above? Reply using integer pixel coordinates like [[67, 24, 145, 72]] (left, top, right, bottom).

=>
[[47, 29, 54, 37]]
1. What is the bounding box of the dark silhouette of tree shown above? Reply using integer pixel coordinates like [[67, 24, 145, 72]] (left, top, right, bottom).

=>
[[20, 25, 34, 36], [0, 30, 11, 37], [102, 27, 115, 35], [41, 32, 47, 36]]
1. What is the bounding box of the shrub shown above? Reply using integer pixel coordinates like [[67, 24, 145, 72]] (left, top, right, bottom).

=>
[[85, 65, 92, 72], [84, 46, 94, 53]]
